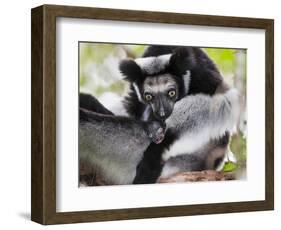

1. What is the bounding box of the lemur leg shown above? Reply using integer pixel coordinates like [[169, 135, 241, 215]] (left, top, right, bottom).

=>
[[133, 130, 177, 184]]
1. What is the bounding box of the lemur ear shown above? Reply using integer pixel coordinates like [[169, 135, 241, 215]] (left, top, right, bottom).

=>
[[119, 59, 143, 82], [169, 47, 196, 76]]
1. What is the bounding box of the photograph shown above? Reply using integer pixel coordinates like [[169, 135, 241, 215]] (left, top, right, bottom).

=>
[[79, 43, 247, 186], [30, 4, 273, 224]]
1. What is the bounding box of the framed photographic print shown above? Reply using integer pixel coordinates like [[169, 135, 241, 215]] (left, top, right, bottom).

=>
[[31, 4, 274, 225]]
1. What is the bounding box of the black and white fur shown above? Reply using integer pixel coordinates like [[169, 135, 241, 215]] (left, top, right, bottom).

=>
[[79, 86, 239, 185], [120, 45, 238, 184], [121, 46, 223, 121], [160, 88, 239, 177], [160, 134, 230, 178]]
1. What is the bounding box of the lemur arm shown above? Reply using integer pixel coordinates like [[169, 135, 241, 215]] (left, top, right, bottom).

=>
[[166, 88, 240, 134], [162, 88, 240, 160], [80, 107, 163, 137]]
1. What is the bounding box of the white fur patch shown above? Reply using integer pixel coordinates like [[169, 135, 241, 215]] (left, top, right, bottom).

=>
[[162, 128, 215, 161], [183, 70, 191, 95], [99, 92, 128, 116], [141, 106, 151, 121], [133, 83, 143, 103], [135, 54, 172, 75], [216, 148, 237, 171], [160, 165, 179, 178]]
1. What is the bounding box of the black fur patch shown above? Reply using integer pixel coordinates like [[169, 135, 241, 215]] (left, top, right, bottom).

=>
[[80, 93, 114, 115], [119, 59, 144, 83], [122, 85, 147, 119], [169, 47, 223, 96], [79, 108, 91, 122], [186, 48, 223, 95], [168, 47, 196, 76], [133, 129, 178, 184], [214, 157, 224, 169], [218, 132, 230, 147]]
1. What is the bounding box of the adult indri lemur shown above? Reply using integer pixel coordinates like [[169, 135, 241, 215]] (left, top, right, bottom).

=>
[[119, 45, 240, 184], [79, 84, 239, 185]]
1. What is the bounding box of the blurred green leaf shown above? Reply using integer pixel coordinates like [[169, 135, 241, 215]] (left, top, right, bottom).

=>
[[223, 161, 237, 172], [204, 48, 236, 76]]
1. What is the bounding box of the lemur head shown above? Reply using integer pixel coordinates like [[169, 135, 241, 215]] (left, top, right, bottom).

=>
[[145, 120, 165, 144], [120, 48, 194, 121]]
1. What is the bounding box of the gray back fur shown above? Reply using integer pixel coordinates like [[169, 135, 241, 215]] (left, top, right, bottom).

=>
[[79, 119, 151, 185]]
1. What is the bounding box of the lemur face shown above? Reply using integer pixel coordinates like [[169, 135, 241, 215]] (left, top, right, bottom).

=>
[[120, 47, 193, 121], [145, 120, 165, 144], [141, 74, 179, 121]]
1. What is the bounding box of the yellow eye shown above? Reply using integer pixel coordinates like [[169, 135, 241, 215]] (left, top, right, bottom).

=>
[[145, 94, 153, 101], [168, 90, 176, 98]]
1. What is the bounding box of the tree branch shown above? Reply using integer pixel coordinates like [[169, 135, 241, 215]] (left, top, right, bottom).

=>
[[157, 170, 235, 183]]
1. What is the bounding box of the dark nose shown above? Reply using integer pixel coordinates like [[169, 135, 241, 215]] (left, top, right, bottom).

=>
[[154, 98, 172, 120], [156, 110, 170, 121]]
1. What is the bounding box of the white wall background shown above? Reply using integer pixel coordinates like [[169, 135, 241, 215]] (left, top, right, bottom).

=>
[[0, 0, 279, 229]]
